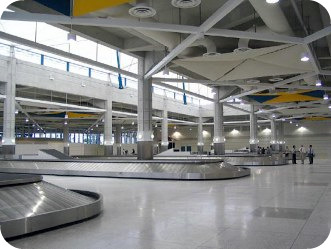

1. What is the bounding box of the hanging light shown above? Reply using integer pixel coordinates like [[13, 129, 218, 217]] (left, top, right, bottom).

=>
[[67, 32, 76, 43], [316, 80, 322, 87], [300, 52, 310, 62], [163, 66, 170, 75], [15, 109, 18, 114], [96, 124, 99, 128], [132, 121, 135, 126], [25, 118, 29, 123], [64, 121, 68, 125], [155, 123, 158, 128], [64, 113, 68, 119], [121, 126, 124, 130], [290, 121, 293, 124], [323, 94, 329, 100]]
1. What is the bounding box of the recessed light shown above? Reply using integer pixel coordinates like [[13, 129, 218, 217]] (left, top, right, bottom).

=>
[[316, 80, 322, 87], [301, 52, 310, 62], [266, 0, 279, 3]]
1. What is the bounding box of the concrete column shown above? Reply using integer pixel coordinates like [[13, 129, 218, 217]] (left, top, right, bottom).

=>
[[161, 109, 169, 152], [197, 115, 204, 154], [63, 124, 70, 156], [249, 104, 259, 153], [115, 124, 121, 156], [104, 100, 113, 156], [213, 87, 225, 155], [270, 119, 279, 151], [278, 121, 285, 151], [2, 47, 16, 156], [137, 58, 153, 160]]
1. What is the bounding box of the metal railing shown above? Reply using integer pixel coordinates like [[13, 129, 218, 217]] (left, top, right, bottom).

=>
[[0, 41, 207, 106]]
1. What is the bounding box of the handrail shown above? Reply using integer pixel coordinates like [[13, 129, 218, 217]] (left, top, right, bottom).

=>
[[0, 40, 207, 106]]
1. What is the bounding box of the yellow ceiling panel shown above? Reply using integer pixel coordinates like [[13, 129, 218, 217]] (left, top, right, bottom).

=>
[[73, 0, 133, 17]]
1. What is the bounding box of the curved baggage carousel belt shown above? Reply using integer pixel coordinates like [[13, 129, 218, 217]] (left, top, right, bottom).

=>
[[0, 159, 250, 180], [0, 173, 102, 239]]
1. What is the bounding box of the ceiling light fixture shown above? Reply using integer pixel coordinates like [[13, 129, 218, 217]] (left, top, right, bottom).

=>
[[67, 32, 76, 43], [316, 80, 322, 87], [266, 0, 279, 3], [300, 52, 310, 62], [323, 94, 329, 100]]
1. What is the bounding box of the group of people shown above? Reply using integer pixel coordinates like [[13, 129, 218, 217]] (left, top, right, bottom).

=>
[[257, 146, 272, 155], [290, 145, 315, 165]]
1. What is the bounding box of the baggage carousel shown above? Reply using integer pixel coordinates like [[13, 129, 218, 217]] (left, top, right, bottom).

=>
[[154, 154, 288, 166], [0, 173, 102, 239], [0, 159, 250, 180]]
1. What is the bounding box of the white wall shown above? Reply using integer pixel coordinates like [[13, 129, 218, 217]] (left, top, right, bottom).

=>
[[162, 120, 331, 159]]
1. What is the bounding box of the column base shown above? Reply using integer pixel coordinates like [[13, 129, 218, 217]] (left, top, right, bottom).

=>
[[137, 141, 153, 160], [249, 144, 258, 153], [214, 143, 225, 155], [64, 146, 70, 156], [160, 145, 169, 153], [2, 145, 15, 155], [197, 145, 204, 155], [104, 145, 113, 157], [116, 146, 122, 156]]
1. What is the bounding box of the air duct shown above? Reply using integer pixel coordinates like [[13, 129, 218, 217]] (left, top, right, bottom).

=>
[[128, 0, 156, 18], [236, 1, 293, 51], [192, 37, 220, 57], [171, 0, 201, 9], [236, 26, 271, 52], [248, 0, 293, 35]]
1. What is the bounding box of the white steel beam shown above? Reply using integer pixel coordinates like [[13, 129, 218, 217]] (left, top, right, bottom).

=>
[[153, 77, 331, 91], [2, 11, 304, 45], [305, 26, 331, 44], [144, 0, 247, 79], [206, 28, 304, 44], [15, 97, 106, 113], [219, 72, 316, 103]]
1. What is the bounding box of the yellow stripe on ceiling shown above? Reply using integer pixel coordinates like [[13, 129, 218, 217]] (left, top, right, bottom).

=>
[[265, 94, 320, 104], [305, 117, 331, 121], [73, 0, 133, 17], [68, 112, 97, 119]]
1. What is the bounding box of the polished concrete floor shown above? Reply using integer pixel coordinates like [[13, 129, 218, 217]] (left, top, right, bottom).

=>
[[8, 160, 331, 249]]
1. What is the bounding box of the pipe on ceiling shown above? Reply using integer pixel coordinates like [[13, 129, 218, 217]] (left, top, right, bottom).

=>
[[248, 0, 293, 35]]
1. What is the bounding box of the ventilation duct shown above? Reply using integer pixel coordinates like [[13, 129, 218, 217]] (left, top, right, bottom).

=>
[[248, 0, 293, 35], [192, 37, 220, 57], [171, 0, 201, 9], [236, 26, 271, 52], [129, 0, 156, 18]]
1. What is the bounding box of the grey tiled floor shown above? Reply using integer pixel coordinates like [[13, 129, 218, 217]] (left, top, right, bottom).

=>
[[8, 160, 331, 249]]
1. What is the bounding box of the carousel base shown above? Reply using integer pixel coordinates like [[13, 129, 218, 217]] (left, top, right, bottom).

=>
[[0, 173, 102, 239], [0, 160, 250, 180]]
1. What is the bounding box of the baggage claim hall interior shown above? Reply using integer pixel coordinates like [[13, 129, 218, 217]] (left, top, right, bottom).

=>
[[0, 0, 331, 248]]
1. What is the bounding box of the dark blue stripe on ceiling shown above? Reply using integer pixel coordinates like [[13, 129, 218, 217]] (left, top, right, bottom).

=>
[[34, 0, 71, 16], [247, 95, 278, 103], [301, 90, 324, 98]]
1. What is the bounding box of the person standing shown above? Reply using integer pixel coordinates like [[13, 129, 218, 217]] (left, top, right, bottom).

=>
[[308, 145, 315, 165], [299, 145, 306, 164], [292, 145, 297, 164]]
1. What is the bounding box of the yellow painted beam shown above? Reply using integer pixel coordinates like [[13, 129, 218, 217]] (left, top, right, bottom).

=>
[[73, 0, 133, 17]]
